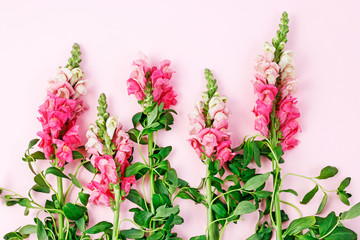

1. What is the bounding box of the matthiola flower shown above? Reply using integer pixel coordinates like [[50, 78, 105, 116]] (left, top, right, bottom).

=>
[[127, 53, 177, 110], [252, 38, 300, 151], [189, 69, 235, 167]]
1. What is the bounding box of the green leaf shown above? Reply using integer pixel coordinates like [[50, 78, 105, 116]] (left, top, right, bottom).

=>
[[148, 105, 158, 126], [79, 192, 90, 206], [253, 141, 261, 167], [83, 161, 97, 173], [19, 224, 37, 234], [339, 191, 350, 206], [232, 201, 257, 216], [243, 172, 270, 191], [36, 219, 48, 240], [152, 194, 171, 210], [338, 177, 351, 192], [127, 189, 147, 210], [28, 139, 40, 149], [34, 174, 48, 187], [155, 205, 179, 218], [211, 203, 227, 218], [132, 112, 143, 127], [18, 198, 32, 208], [69, 173, 82, 189], [255, 191, 272, 199], [319, 212, 338, 237], [316, 166, 338, 180], [75, 217, 86, 233], [31, 151, 46, 160], [228, 163, 240, 176], [316, 193, 328, 215], [300, 185, 319, 204], [283, 216, 316, 237], [341, 202, 360, 220], [297, 236, 317, 240], [86, 221, 113, 234], [32, 184, 50, 193], [190, 235, 206, 240], [72, 151, 84, 160], [165, 168, 179, 186], [134, 210, 153, 227], [154, 179, 169, 195], [63, 203, 86, 220], [324, 227, 357, 240], [45, 167, 70, 179], [243, 140, 254, 167], [158, 146, 172, 160], [120, 228, 144, 239], [147, 231, 164, 240], [280, 189, 298, 196], [124, 162, 148, 177]]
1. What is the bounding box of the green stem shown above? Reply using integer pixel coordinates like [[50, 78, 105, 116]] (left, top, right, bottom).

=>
[[206, 161, 219, 240], [269, 103, 283, 240], [148, 132, 156, 231], [112, 185, 121, 240], [57, 176, 65, 240]]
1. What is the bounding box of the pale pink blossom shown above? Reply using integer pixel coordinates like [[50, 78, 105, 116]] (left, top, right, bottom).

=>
[[106, 116, 119, 139], [73, 79, 88, 99], [113, 125, 130, 147], [255, 50, 280, 85], [70, 68, 84, 85], [208, 96, 229, 119], [54, 67, 73, 83], [197, 128, 225, 157], [85, 130, 104, 156], [213, 112, 229, 130], [189, 106, 205, 136], [48, 81, 75, 99]]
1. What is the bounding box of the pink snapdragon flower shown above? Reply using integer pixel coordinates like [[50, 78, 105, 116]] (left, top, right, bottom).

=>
[[121, 176, 136, 200], [53, 140, 73, 167], [93, 155, 118, 184], [189, 72, 234, 168], [87, 181, 114, 206], [252, 42, 300, 151], [127, 53, 177, 109], [86, 115, 135, 207], [37, 64, 87, 167]]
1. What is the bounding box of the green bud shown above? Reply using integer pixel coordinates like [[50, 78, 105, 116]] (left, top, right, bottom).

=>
[[66, 43, 82, 70]]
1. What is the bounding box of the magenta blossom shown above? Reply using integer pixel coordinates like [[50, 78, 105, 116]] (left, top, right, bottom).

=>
[[87, 181, 114, 206], [127, 53, 177, 110]]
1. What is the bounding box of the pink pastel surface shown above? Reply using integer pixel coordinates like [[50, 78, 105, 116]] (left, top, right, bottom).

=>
[[1, 0, 359, 239]]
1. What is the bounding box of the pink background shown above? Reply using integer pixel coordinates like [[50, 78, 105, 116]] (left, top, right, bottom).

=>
[[1, 0, 359, 239]]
